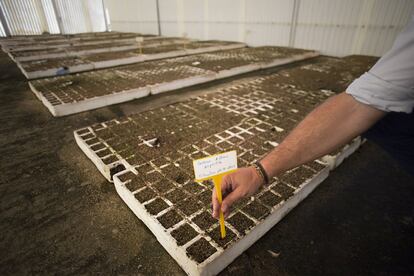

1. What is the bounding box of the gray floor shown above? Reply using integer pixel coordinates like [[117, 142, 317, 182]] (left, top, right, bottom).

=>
[[0, 52, 413, 275]]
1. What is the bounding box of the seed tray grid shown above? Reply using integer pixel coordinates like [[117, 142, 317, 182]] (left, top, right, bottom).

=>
[[30, 47, 318, 116], [74, 56, 377, 275]]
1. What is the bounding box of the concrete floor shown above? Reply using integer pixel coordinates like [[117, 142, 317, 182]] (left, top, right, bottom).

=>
[[0, 51, 413, 275]]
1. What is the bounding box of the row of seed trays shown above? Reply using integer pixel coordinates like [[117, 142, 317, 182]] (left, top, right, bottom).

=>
[[16, 40, 247, 79], [6, 36, 190, 62], [28, 46, 319, 116], [73, 55, 377, 275], [0, 31, 154, 51]]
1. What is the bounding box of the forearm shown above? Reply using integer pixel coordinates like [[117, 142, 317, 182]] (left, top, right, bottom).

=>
[[261, 92, 386, 178]]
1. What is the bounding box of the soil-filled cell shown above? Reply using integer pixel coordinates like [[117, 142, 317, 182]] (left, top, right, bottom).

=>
[[158, 209, 182, 229], [171, 223, 198, 246], [186, 238, 217, 264], [165, 189, 188, 204], [271, 182, 295, 200], [227, 212, 255, 235], [177, 197, 203, 216], [117, 171, 136, 183], [279, 166, 316, 187], [125, 176, 146, 192], [192, 211, 217, 231], [305, 160, 327, 172], [145, 198, 169, 215], [208, 225, 236, 248], [242, 200, 270, 220], [134, 187, 156, 203], [258, 191, 282, 207], [142, 170, 164, 183], [183, 182, 204, 195], [152, 180, 176, 194], [197, 190, 212, 206]]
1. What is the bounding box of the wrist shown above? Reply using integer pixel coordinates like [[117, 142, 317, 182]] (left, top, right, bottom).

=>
[[251, 160, 270, 186]]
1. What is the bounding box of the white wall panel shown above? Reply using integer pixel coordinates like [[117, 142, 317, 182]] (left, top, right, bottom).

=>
[[105, 0, 414, 57], [105, 0, 158, 34], [245, 0, 293, 46]]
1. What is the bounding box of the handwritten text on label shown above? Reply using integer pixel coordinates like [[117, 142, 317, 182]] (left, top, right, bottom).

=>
[[193, 151, 237, 180]]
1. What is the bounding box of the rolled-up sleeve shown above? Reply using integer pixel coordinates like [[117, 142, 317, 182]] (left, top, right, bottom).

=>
[[347, 16, 414, 113]]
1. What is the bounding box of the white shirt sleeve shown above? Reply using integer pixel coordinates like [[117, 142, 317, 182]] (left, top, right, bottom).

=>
[[346, 16, 414, 113]]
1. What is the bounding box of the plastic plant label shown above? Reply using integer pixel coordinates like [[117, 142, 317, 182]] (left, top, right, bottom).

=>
[[193, 150, 237, 181]]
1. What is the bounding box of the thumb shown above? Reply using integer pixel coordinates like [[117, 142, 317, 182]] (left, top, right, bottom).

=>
[[221, 190, 241, 218]]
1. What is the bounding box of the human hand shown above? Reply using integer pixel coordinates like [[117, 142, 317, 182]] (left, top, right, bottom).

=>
[[211, 166, 263, 219]]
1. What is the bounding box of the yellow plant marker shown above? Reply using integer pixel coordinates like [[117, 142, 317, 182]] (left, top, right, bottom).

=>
[[193, 150, 238, 239]]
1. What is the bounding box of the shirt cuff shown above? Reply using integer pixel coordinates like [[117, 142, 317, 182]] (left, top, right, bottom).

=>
[[346, 72, 414, 113]]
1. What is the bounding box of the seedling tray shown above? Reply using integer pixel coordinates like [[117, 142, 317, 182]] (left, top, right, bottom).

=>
[[18, 41, 246, 79], [74, 55, 377, 275], [30, 46, 318, 116]]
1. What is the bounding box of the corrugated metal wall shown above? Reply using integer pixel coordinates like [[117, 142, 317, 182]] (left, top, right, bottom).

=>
[[105, 0, 414, 57], [0, 0, 49, 35], [52, 0, 106, 34], [0, 0, 106, 36]]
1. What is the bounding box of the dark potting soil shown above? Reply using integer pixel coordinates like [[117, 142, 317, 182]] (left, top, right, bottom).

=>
[[271, 182, 295, 200], [204, 145, 221, 155], [197, 190, 212, 206], [82, 133, 95, 140], [192, 211, 217, 231], [162, 165, 191, 185], [186, 238, 217, 263], [305, 160, 327, 172], [125, 176, 146, 192], [142, 170, 164, 183], [232, 196, 250, 211], [117, 171, 135, 183], [90, 143, 105, 151], [242, 200, 270, 220], [96, 148, 112, 158], [158, 209, 182, 229], [134, 187, 156, 203], [280, 166, 316, 188], [151, 157, 170, 168], [176, 197, 203, 216], [258, 191, 282, 207], [152, 180, 175, 194], [170, 223, 198, 246], [227, 212, 255, 235], [208, 225, 236, 248], [136, 163, 153, 174], [103, 155, 118, 165], [183, 182, 204, 195], [145, 198, 169, 215], [86, 137, 100, 145], [165, 189, 188, 204]]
